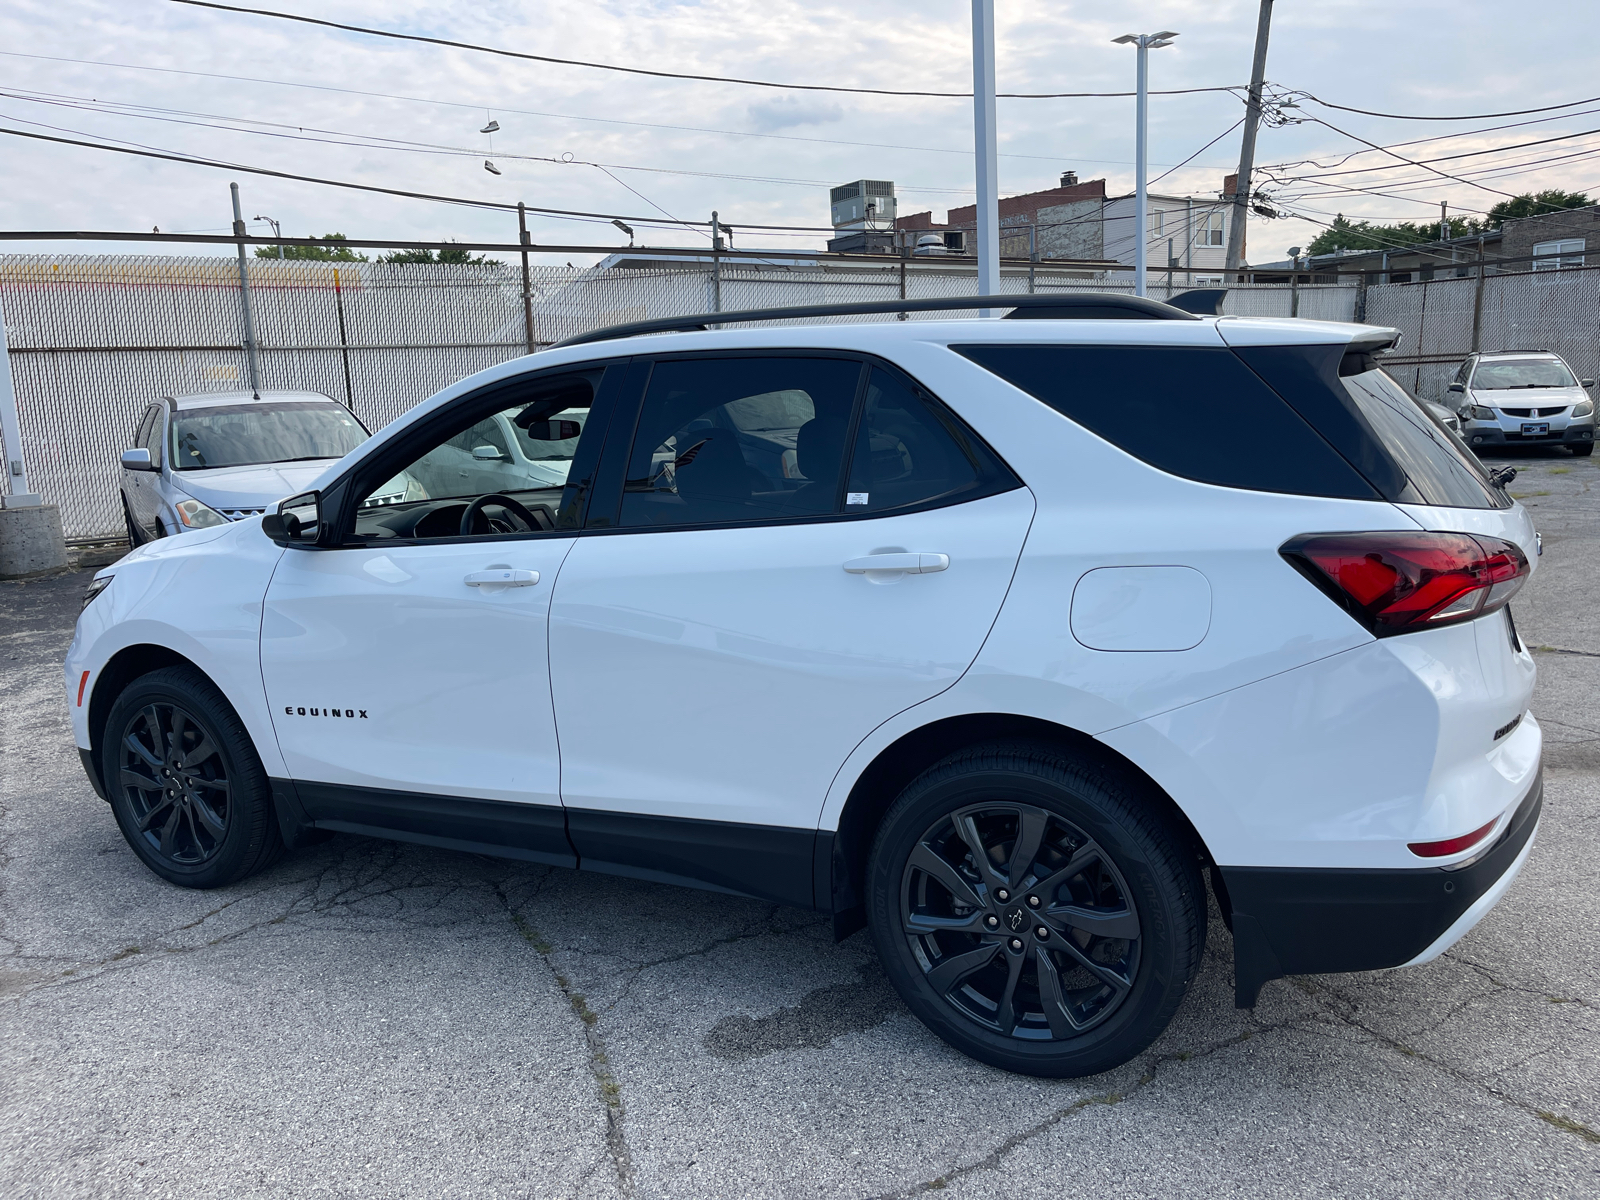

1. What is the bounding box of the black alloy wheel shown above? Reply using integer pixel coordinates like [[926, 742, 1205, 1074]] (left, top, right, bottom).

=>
[[118, 701, 232, 865], [901, 802, 1140, 1041], [102, 666, 283, 888], [868, 742, 1205, 1078]]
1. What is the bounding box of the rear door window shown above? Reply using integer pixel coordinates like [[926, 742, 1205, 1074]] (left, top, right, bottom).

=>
[[954, 344, 1379, 499], [1339, 368, 1503, 508], [843, 367, 1002, 513]]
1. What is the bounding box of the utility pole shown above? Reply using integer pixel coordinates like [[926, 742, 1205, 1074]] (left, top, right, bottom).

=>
[[229, 183, 262, 398], [517, 202, 536, 353], [1224, 0, 1274, 281], [1440, 200, 1451, 241], [710, 211, 724, 318], [1114, 31, 1178, 297], [971, 0, 1000, 311]]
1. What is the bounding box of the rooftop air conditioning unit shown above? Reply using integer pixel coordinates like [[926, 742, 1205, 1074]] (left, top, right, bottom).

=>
[[830, 180, 897, 229]]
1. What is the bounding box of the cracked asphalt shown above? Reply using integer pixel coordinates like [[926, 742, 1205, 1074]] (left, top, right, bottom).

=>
[[4, 446, 1599, 1198]]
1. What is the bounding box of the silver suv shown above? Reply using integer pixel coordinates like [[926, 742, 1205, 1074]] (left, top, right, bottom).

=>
[[1449, 351, 1596, 456], [119, 391, 376, 543]]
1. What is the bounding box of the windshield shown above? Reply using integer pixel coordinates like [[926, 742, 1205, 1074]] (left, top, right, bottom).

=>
[[1471, 358, 1577, 390], [170, 402, 368, 471]]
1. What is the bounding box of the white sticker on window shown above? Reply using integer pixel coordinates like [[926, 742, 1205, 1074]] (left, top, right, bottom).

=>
[[846, 492, 870, 506]]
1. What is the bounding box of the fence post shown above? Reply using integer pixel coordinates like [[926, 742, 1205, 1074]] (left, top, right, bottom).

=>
[[333, 267, 354, 409], [518, 203, 536, 352], [899, 243, 910, 320], [710, 211, 724, 317], [1471, 241, 1486, 352], [1028, 225, 1037, 294], [229, 183, 262, 397], [0, 305, 34, 504]]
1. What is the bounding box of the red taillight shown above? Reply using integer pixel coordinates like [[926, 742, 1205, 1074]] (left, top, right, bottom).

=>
[[1282, 531, 1529, 636], [1409, 818, 1499, 858]]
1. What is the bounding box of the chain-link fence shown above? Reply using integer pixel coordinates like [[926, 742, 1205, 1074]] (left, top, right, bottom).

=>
[[1364, 265, 1600, 402], [0, 253, 1357, 540]]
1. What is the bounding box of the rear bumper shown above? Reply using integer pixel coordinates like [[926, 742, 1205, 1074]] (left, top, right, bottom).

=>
[[1222, 765, 1543, 1007]]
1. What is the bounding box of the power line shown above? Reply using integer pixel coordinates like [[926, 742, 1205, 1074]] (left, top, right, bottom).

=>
[[1149, 119, 1244, 187], [0, 51, 1160, 170], [0, 90, 982, 195], [0, 124, 843, 232], [170, 0, 1243, 101], [1298, 90, 1600, 122]]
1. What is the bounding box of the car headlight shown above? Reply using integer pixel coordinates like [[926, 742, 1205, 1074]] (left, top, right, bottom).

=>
[[1573, 399, 1594, 418], [1468, 405, 1497, 421], [82, 575, 113, 611], [173, 497, 229, 529]]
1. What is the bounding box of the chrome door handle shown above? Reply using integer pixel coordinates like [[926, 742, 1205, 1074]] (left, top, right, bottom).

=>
[[464, 569, 540, 587], [842, 553, 949, 575]]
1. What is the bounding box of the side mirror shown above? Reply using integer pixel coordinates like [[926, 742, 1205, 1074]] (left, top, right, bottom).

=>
[[472, 444, 506, 461], [1583, 379, 1596, 389], [1447, 382, 1465, 394], [261, 490, 322, 544], [525, 419, 581, 441], [121, 448, 155, 471]]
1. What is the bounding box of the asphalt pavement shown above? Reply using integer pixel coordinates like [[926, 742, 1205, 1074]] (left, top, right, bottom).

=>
[[3, 446, 1598, 1199]]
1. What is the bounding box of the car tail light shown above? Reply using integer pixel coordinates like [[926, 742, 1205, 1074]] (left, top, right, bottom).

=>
[[1408, 817, 1498, 858], [1281, 531, 1529, 636]]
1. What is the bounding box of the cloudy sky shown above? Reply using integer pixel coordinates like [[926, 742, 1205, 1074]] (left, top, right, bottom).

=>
[[3, 0, 1598, 265]]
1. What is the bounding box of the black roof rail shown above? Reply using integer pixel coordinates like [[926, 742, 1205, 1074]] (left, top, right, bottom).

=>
[[551, 291, 1200, 348]]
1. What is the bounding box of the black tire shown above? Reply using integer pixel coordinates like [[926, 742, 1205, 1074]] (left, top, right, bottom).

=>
[[866, 742, 1205, 1078], [101, 666, 284, 888], [122, 496, 145, 548], [1572, 443, 1593, 457]]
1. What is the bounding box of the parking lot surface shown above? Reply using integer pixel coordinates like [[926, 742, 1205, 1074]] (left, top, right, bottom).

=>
[[4, 448, 1599, 1199]]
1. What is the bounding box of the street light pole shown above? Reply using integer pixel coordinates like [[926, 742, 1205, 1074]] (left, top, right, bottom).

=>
[[1114, 31, 1178, 298], [254, 215, 285, 259], [971, 0, 1000, 311]]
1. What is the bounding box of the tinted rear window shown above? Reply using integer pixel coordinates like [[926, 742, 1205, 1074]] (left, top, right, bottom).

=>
[[1340, 368, 1503, 508], [953, 344, 1380, 499]]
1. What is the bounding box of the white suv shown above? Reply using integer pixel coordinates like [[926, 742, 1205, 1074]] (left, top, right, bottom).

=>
[[66, 295, 1543, 1078]]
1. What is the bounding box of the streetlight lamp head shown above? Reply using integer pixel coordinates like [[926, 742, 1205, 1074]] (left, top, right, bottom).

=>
[[611, 219, 634, 243], [1112, 34, 1139, 44], [1153, 31, 1179, 40]]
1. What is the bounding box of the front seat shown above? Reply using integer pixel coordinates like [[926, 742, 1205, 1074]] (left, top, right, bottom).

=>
[[674, 428, 751, 518]]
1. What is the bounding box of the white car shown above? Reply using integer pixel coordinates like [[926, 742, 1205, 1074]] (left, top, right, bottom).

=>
[[68, 295, 1543, 1078], [1448, 350, 1597, 456], [119, 391, 379, 541]]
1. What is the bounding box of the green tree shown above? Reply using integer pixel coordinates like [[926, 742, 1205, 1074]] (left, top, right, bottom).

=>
[[1484, 189, 1593, 226], [1306, 213, 1484, 256], [377, 241, 490, 265], [254, 233, 368, 261]]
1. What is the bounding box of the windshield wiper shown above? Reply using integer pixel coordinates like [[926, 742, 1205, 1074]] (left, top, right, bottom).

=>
[[272, 455, 343, 463]]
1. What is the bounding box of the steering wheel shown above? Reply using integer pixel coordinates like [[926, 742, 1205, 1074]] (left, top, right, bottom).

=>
[[459, 493, 541, 536]]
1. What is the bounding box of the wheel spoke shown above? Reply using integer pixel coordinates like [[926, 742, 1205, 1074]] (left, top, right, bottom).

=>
[[140, 706, 168, 761], [1045, 904, 1140, 942], [994, 948, 1026, 1036], [908, 843, 984, 910], [904, 909, 989, 937], [156, 804, 183, 856], [119, 768, 161, 793], [1028, 839, 1105, 900], [188, 775, 230, 794], [1034, 947, 1083, 1038], [1055, 933, 1134, 995], [169, 709, 189, 757], [189, 795, 226, 838], [123, 732, 162, 771], [1007, 805, 1050, 888], [925, 942, 1001, 996], [953, 812, 1006, 888], [138, 794, 176, 831], [179, 736, 215, 770]]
